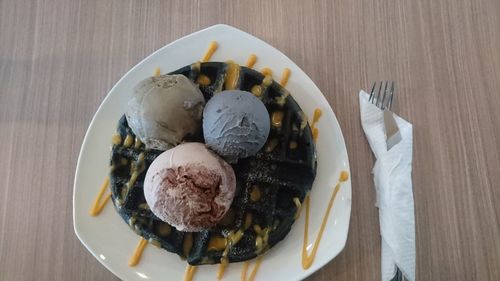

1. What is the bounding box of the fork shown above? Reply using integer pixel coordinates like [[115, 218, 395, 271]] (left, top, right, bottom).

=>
[[369, 81, 402, 150], [369, 81, 405, 281]]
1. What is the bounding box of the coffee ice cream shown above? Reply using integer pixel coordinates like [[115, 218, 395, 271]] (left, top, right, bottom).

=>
[[126, 74, 205, 150]]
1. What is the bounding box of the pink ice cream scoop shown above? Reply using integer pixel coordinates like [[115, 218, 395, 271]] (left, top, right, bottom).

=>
[[144, 142, 236, 232]]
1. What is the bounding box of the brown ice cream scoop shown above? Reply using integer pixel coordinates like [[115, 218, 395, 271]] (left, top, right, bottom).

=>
[[143, 142, 236, 232], [126, 74, 205, 151]]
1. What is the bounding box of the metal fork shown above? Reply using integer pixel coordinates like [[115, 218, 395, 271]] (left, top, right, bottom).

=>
[[369, 81, 402, 150], [370, 81, 405, 281]]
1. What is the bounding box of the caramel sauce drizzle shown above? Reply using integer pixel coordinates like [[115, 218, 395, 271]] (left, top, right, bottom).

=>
[[311, 108, 322, 127], [301, 171, 349, 269], [129, 238, 148, 267], [271, 111, 284, 128], [215, 229, 245, 280], [250, 185, 261, 202], [89, 177, 111, 216], [246, 54, 257, 68], [111, 134, 122, 145], [123, 134, 134, 148], [197, 74, 211, 86], [154, 67, 161, 76], [208, 236, 227, 251], [311, 108, 322, 142], [251, 74, 272, 98], [217, 259, 228, 280], [251, 85, 263, 97], [279, 68, 291, 87], [293, 197, 302, 219], [244, 213, 253, 230], [134, 137, 142, 149], [183, 265, 197, 281], [183, 233, 194, 257], [224, 61, 240, 90], [241, 256, 264, 281], [201, 41, 218, 62], [261, 67, 272, 77]]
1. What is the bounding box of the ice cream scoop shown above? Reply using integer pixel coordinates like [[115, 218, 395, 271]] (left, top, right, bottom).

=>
[[126, 74, 205, 150], [143, 142, 236, 232], [203, 90, 270, 163]]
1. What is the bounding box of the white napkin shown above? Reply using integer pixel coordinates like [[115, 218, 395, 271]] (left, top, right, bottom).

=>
[[359, 91, 415, 281]]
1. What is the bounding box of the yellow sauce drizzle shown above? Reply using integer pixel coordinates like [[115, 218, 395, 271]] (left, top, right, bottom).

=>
[[183, 233, 194, 257], [244, 213, 253, 230], [262, 75, 273, 87], [154, 67, 161, 76], [183, 265, 197, 281], [312, 128, 319, 142], [299, 111, 308, 131], [339, 171, 349, 182], [208, 236, 227, 251], [89, 177, 111, 216], [264, 138, 279, 153], [197, 74, 211, 86], [216, 229, 244, 279], [253, 225, 262, 235], [255, 236, 263, 251], [134, 137, 142, 149], [217, 258, 228, 280], [149, 237, 161, 248], [261, 68, 273, 77], [279, 68, 291, 87], [250, 185, 261, 202], [128, 238, 148, 267], [224, 62, 240, 90], [301, 171, 349, 269], [254, 227, 270, 254], [122, 152, 145, 200], [312, 108, 322, 127], [111, 134, 122, 145], [191, 61, 201, 75], [271, 111, 284, 128], [246, 54, 257, 68], [201, 41, 218, 62], [310, 108, 322, 143], [157, 223, 172, 236], [251, 85, 262, 97], [241, 256, 264, 281], [123, 134, 134, 148], [293, 197, 302, 219]]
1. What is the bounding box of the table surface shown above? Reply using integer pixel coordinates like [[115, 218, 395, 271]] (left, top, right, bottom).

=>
[[1, 0, 499, 280]]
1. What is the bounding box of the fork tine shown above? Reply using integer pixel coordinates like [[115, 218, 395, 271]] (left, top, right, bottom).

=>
[[388, 81, 395, 110], [376, 81, 385, 108], [380, 80, 389, 109], [369, 81, 377, 103]]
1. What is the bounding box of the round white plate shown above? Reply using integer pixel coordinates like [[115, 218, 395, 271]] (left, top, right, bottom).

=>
[[73, 24, 351, 281]]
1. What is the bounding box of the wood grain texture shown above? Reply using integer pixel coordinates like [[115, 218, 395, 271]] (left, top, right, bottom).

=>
[[1, 0, 499, 280]]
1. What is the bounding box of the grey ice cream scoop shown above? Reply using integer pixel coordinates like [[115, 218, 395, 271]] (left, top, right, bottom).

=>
[[203, 90, 270, 163], [126, 74, 205, 150]]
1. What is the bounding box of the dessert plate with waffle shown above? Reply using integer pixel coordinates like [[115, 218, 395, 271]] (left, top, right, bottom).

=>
[[73, 24, 351, 281]]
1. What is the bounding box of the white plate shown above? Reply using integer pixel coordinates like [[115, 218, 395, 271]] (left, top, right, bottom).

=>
[[73, 24, 351, 281]]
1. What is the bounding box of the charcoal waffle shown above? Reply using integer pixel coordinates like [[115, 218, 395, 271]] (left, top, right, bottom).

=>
[[109, 62, 317, 265]]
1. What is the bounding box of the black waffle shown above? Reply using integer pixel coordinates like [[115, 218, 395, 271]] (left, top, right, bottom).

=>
[[109, 62, 317, 265]]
